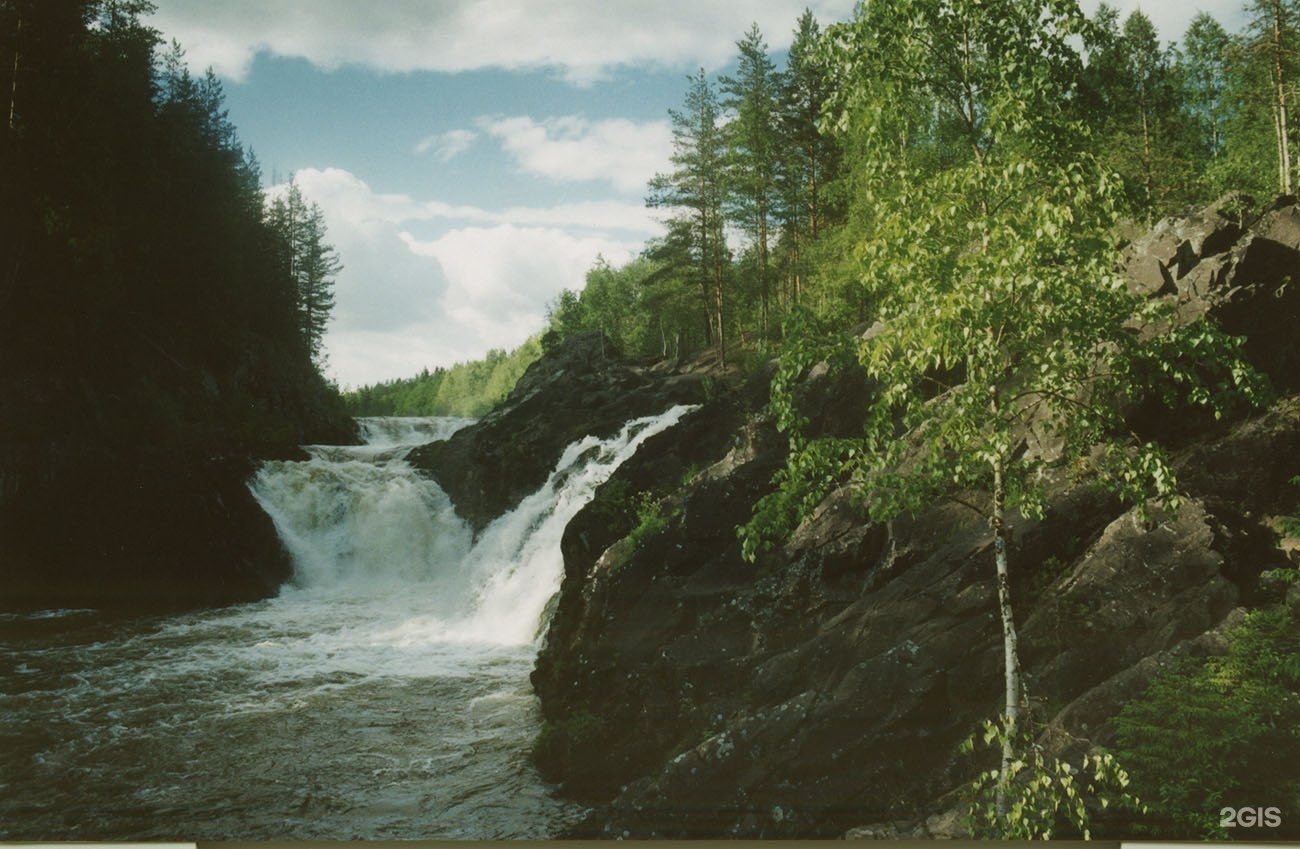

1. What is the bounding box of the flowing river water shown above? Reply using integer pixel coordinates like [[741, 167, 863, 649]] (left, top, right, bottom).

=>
[[0, 410, 694, 840]]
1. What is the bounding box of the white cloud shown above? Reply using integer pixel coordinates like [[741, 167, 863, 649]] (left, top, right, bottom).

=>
[[414, 129, 479, 161], [400, 224, 640, 343], [288, 166, 657, 234], [325, 326, 472, 389], [277, 167, 655, 387], [150, 0, 1251, 88], [496, 200, 660, 233], [149, 0, 861, 83], [480, 115, 672, 194]]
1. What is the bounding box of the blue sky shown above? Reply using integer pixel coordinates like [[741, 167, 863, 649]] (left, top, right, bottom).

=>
[[146, 0, 1248, 389]]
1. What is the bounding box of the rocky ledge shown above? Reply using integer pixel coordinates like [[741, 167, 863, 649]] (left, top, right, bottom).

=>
[[491, 195, 1300, 838], [407, 331, 712, 533]]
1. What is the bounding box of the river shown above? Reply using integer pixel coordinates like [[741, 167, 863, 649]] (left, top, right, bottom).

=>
[[0, 409, 693, 840]]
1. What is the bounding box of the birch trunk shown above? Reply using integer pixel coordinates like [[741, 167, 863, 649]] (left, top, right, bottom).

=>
[[1273, 0, 1293, 194], [992, 455, 1023, 822]]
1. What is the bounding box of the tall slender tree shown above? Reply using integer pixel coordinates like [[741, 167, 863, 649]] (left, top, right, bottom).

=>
[[267, 181, 340, 364], [1246, 0, 1299, 193], [1124, 12, 1169, 205], [648, 69, 730, 363], [721, 24, 782, 336], [1180, 13, 1233, 160], [297, 201, 340, 365], [1084, 7, 1196, 213], [777, 9, 840, 307]]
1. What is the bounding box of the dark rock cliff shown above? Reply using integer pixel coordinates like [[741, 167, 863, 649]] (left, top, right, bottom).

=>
[[408, 331, 711, 534], [514, 196, 1300, 838]]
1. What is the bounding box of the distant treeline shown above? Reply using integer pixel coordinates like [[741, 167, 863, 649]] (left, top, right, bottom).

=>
[[342, 337, 543, 418]]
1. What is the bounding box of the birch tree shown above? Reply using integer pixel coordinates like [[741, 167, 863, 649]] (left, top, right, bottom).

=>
[[742, 0, 1266, 831]]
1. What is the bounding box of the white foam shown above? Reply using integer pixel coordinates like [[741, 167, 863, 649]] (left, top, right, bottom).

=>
[[246, 407, 695, 662]]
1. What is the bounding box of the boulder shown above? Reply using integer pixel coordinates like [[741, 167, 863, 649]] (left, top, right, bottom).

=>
[[0, 447, 294, 612], [1126, 195, 1300, 392], [1120, 192, 1253, 296]]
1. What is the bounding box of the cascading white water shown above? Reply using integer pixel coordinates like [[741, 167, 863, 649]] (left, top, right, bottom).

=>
[[249, 417, 475, 604], [0, 407, 695, 841], [251, 407, 694, 641]]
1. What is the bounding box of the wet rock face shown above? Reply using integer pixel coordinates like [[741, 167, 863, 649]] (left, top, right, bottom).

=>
[[407, 331, 709, 533], [528, 198, 1300, 838]]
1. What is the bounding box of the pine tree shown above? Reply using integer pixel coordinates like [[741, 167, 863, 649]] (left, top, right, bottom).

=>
[[775, 10, 840, 307], [721, 24, 782, 337], [297, 201, 340, 365], [648, 69, 730, 363], [267, 180, 340, 365]]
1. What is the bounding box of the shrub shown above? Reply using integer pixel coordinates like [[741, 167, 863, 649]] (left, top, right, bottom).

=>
[[1113, 607, 1300, 838]]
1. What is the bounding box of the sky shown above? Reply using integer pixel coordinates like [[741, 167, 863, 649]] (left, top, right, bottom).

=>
[[146, 0, 1250, 390]]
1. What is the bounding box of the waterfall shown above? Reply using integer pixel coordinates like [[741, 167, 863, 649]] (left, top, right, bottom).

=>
[[248, 406, 696, 646]]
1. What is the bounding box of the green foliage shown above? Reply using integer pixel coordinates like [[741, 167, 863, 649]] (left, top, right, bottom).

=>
[[963, 717, 1146, 839], [739, 309, 857, 560], [342, 335, 543, 418], [648, 69, 731, 361], [1205, 31, 1283, 198], [742, 0, 1267, 559], [584, 477, 634, 532], [543, 256, 704, 360], [1179, 13, 1233, 163], [1284, 475, 1300, 538], [1081, 6, 1204, 215], [627, 491, 675, 549], [739, 2, 1269, 833], [1113, 607, 1300, 838], [721, 24, 783, 336]]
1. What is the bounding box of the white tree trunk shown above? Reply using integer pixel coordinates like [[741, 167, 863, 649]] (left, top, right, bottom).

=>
[[992, 457, 1023, 822], [1273, 1, 1294, 194]]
